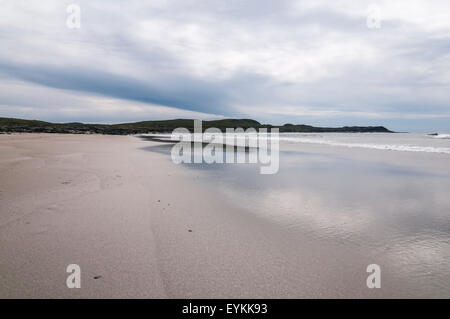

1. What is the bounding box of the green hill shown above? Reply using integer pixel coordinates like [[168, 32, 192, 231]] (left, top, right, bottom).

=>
[[0, 117, 393, 134]]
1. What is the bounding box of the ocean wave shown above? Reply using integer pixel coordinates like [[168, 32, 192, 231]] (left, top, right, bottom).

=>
[[140, 133, 450, 154], [280, 137, 450, 154], [431, 134, 450, 139]]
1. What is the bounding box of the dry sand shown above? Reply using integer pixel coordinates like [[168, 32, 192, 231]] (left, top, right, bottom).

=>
[[0, 133, 390, 298]]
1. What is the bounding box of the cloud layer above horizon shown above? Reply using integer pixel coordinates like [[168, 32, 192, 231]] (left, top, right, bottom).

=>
[[1, 0, 450, 132]]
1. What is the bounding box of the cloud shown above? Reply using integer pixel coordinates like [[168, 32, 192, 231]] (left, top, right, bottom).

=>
[[0, 0, 449, 131], [0, 79, 224, 123]]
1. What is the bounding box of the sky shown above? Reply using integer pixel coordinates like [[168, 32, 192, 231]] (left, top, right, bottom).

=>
[[1, 0, 450, 132]]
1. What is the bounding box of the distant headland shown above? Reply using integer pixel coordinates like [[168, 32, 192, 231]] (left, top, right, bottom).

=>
[[0, 117, 393, 135]]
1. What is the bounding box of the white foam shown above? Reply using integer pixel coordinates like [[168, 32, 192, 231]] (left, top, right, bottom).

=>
[[278, 136, 450, 154], [431, 134, 450, 139]]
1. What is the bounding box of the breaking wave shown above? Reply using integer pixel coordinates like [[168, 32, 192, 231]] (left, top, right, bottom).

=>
[[280, 136, 450, 154]]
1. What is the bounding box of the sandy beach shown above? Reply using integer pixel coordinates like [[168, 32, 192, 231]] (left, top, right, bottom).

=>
[[1, 133, 448, 298], [0, 133, 322, 298]]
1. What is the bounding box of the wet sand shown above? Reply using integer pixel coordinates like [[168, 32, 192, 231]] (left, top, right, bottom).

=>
[[0, 133, 429, 298]]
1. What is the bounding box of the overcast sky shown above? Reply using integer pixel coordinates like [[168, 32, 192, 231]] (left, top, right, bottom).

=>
[[1, 0, 450, 132]]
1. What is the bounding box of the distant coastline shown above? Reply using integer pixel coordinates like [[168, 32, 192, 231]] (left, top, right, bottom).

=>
[[0, 117, 393, 135]]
